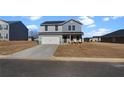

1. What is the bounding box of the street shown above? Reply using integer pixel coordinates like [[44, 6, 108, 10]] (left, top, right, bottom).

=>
[[0, 59, 124, 77]]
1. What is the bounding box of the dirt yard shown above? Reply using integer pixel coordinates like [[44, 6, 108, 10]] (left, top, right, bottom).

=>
[[0, 41, 37, 55], [54, 42, 124, 58]]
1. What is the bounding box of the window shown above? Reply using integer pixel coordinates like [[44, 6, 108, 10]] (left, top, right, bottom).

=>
[[55, 25, 58, 31], [45, 26, 48, 31], [72, 25, 75, 31], [0, 33, 1, 38], [0, 33, 3, 39], [0, 25, 3, 30], [68, 25, 71, 31], [6, 34, 8, 39], [0, 25, 8, 30], [4, 25, 8, 30]]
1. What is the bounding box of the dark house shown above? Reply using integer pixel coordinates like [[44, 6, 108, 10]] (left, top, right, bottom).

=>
[[0, 20, 28, 41], [101, 29, 124, 43]]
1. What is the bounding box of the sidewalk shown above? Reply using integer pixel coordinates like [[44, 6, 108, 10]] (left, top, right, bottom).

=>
[[0, 55, 8, 58], [52, 57, 124, 62]]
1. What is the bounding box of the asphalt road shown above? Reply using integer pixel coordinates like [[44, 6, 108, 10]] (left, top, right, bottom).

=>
[[0, 59, 124, 77]]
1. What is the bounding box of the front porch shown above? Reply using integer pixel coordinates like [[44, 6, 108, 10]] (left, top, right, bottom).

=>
[[62, 35, 82, 44]]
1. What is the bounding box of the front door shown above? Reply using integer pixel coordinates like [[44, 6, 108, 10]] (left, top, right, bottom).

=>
[[63, 35, 67, 43]]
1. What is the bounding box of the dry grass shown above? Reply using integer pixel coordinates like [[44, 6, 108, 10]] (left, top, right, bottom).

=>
[[0, 41, 37, 55], [54, 42, 124, 58]]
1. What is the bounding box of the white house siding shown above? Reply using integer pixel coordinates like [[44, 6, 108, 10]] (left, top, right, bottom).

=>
[[40, 25, 62, 32], [62, 20, 82, 32], [0, 21, 9, 41], [40, 26, 45, 32]]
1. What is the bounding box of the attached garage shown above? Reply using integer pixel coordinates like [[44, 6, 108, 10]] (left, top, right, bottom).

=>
[[39, 35, 61, 44]]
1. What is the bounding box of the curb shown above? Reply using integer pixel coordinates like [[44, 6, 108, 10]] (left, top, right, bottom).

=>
[[0, 56, 124, 62]]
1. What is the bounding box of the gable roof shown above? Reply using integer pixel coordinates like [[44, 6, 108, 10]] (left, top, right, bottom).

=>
[[102, 29, 124, 37], [62, 19, 82, 25], [6, 21, 22, 24], [41, 21, 65, 26], [0, 20, 22, 24], [0, 20, 28, 31], [40, 19, 82, 26]]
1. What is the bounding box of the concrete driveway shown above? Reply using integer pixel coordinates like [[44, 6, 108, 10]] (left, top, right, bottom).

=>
[[7, 45, 58, 59]]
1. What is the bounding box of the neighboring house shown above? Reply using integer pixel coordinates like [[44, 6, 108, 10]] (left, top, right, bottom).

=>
[[84, 37, 92, 42], [38, 19, 83, 44], [0, 20, 28, 41], [84, 36, 101, 42], [92, 36, 101, 42], [101, 29, 124, 43]]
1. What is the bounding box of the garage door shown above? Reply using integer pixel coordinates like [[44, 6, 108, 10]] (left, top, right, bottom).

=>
[[41, 36, 60, 44]]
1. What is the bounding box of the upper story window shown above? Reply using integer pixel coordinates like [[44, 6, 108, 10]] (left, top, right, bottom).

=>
[[45, 25, 48, 31], [72, 25, 75, 31], [55, 25, 58, 31], [0, 25, 8, 30], [0, 25, 3, 30], [4, 25, 8, 30], [68, 25, 71, 31]]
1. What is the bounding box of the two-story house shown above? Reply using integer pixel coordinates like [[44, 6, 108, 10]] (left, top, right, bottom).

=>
[[38, 19, 83, 44], [0, 20, 28, 41]]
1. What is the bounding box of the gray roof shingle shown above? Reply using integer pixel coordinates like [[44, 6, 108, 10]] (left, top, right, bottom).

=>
[[40, 19, 82, 26], [102, 29, 124, 37], [6, 21, 22, 24], [41, 21, 65, 26]]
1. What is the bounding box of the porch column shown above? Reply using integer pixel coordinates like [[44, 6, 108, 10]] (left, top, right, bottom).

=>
[[81, 35, 83, 42], [80, 35, 82, 42], [69, 34, 71, 44]]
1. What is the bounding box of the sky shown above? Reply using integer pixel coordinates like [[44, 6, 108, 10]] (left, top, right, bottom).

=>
[[0, 16, 124, 37]]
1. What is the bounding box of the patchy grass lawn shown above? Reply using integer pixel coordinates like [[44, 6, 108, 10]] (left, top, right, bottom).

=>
[[0, 41, 37, 55], [54, 42, 124, 58]]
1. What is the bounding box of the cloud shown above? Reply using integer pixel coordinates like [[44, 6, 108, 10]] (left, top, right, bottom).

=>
[[29, 16, 42, 21], [78, 16, 96, 28], [103, 16, 123, 22], [27, 25, 39, 37], [111, 16, 123, 19], [103, 17, 110, 21], [78, 16, 95, 25], [87, 24, 96, 28], [85, 28, 111, 37], [27, 25, 38, 31], [89, 16, 95, 18]]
